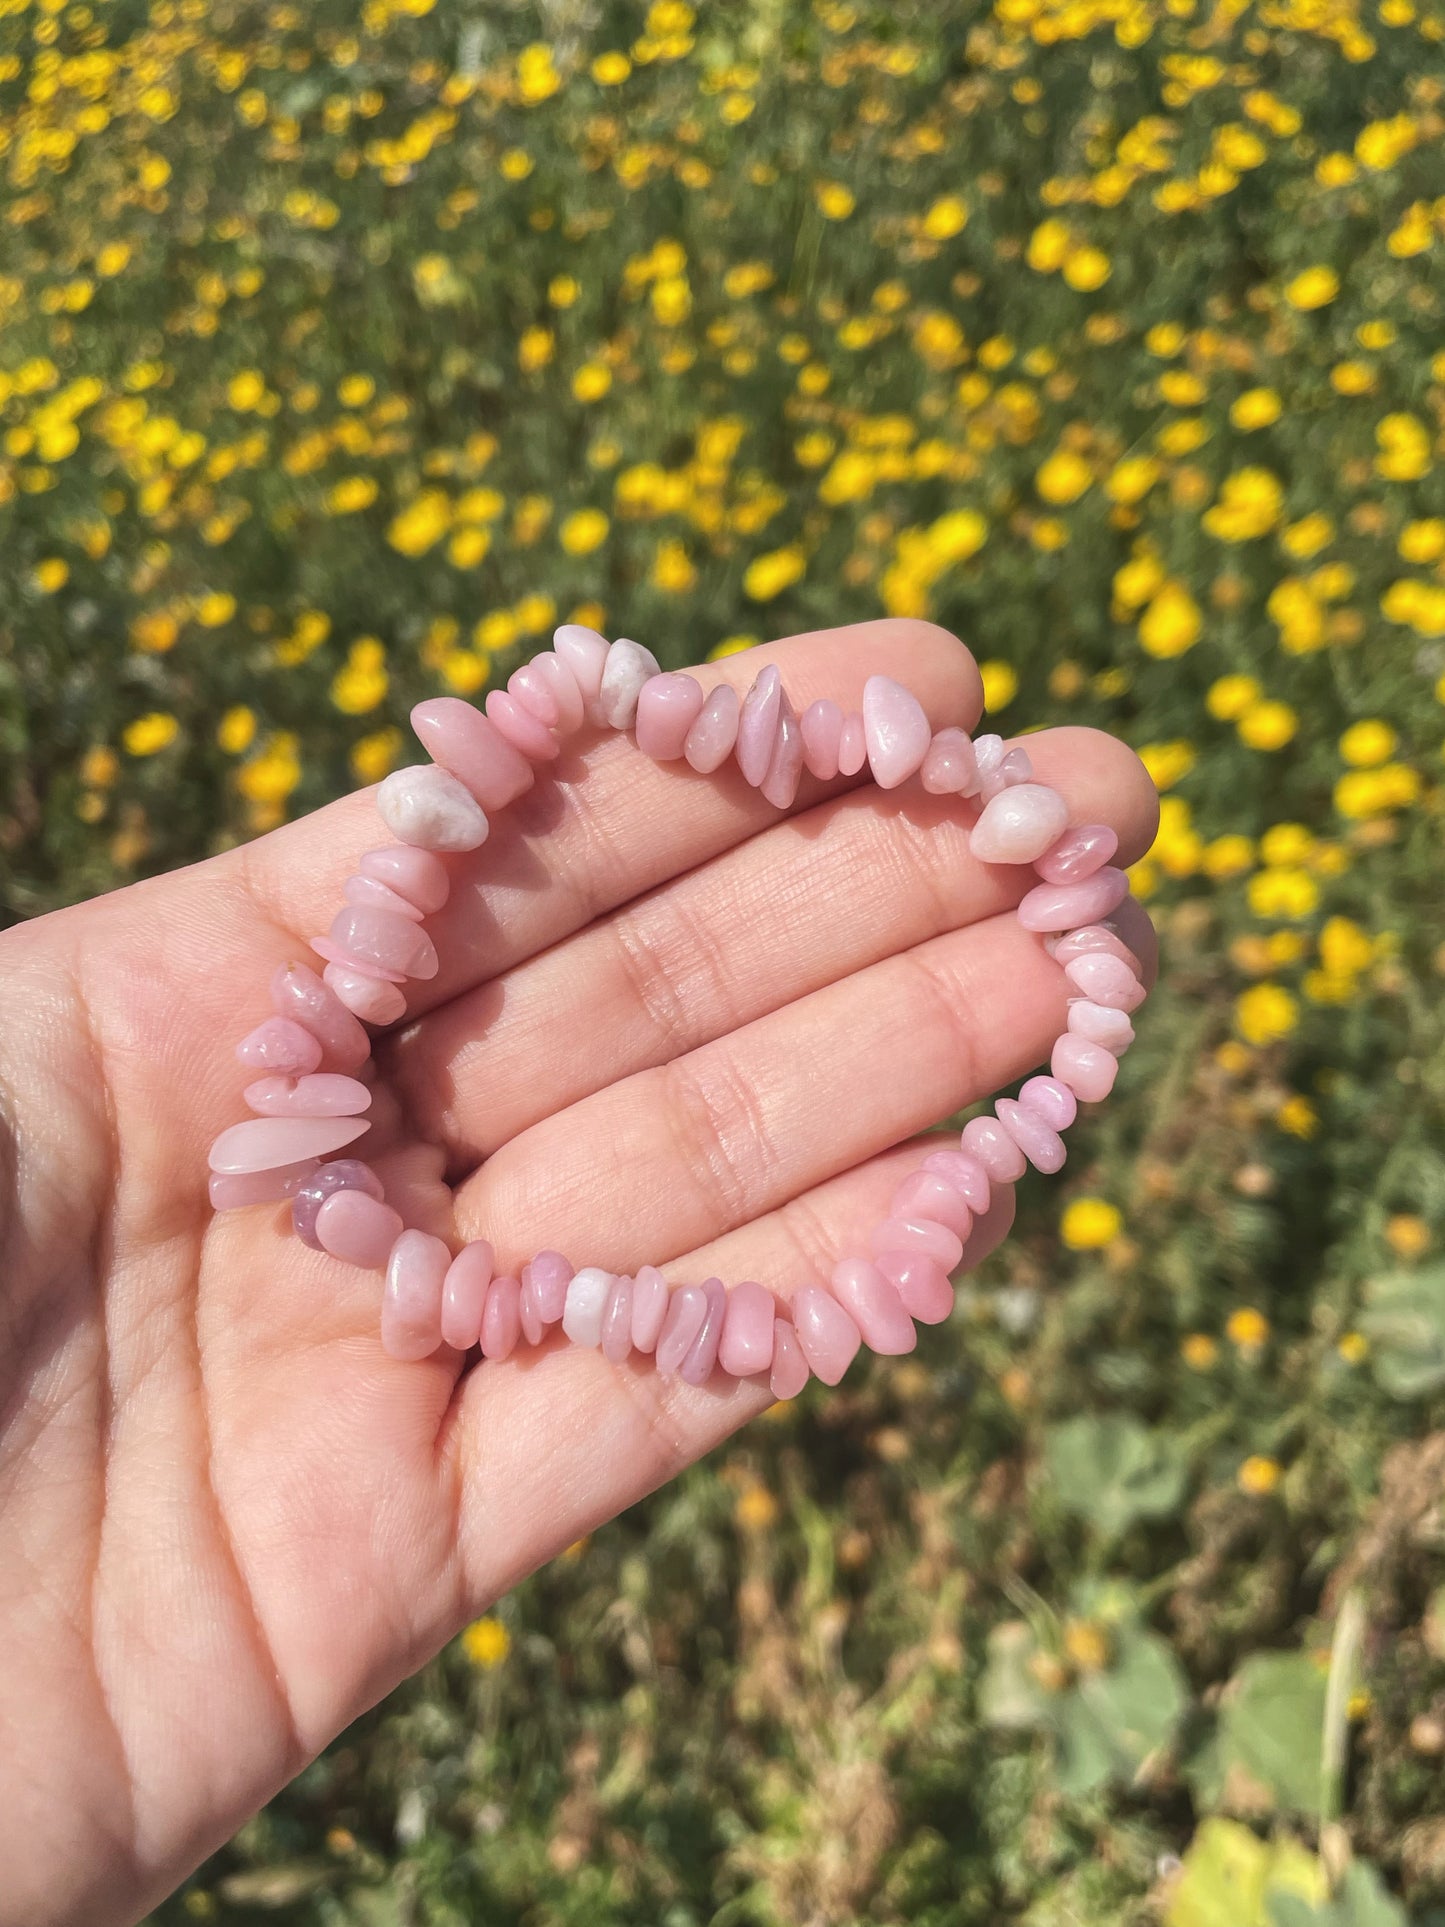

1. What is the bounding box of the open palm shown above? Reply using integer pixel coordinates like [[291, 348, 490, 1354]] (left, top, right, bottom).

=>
[[0, 620, 1157, 1926]]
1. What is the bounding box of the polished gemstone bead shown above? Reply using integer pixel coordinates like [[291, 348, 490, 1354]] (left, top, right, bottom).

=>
[[342, 873, 424, 923], [359, 846, 451, 916], [208, 1159, 320, 1211], [377, 764, 490, 852], [601, 1275, 635, 1364], [791, 1284, 862, 1385], [921, 727, 979, 796], [889, 1170, 974, 1239], [562, 1266, 612, 1347], [635, 672, 706, 760], [655, 1283, 708, 1376], [292, 1158, 385, 1248], [486, 689, 560, 761], [1051, 1031, 1119, 1102], [736, 664, 783, 786], [1047, 923, 1143, 975], [972, 734, 1005, 795], [329, 905, 439, 981], [552, 623, 611, 711], [1067, 1000, 1136, 1055], [528, 651, 585, 733], [960, 1113, 1027, 1182], [1034, 823, 1118, 885], [381, 1230, 450, 1362], [920, 1147, 992, 1214], [209, 1115, 369, 1175], [870, 1216, 964, 1270], [236, 1017, 323, 1077], [323, 962, 407, 1026], [799, 699, 843, 780], [527, 1250, 573, 1323], [988, 747, 1034, 798], [769, 1318, 810, 1400], [995, 1097, 1067, 1175], [1064, 952, 1145, 1012], [875, 1250, 954, 1324], [508, 660, 563, 728], [442, 1240, 494, 1351], [970, 783, 1070, 865], [760, 691, 804, 808], [680, 1275, 727, 1385], [1017, 867, 1129, 933], [862, 674, 931, 788], [718, 1279, 776, 1377], [410, 699, 534, 813], [480, 1272, 523, 1361], [244, 1073, 371, 1118], [310, 936, 406, 984], [630, 1265, 670, 1352], [837, 711, 867, 776], [597, 638, 662, 730], [829, 1258, 916, 1355], [1018, 1074, 1078, 1132], [683, 683, 741, 773], [315, 1191, 405, 1269]]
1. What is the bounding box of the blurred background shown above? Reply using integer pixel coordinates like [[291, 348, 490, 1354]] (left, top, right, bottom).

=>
[[3, 0, 1445, 1920]]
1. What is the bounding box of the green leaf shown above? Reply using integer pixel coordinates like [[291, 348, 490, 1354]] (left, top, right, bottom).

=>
[[1358, 1266, 1445, 1399], [1054, 1625, 1189, 1796], [1219, 1652, 1328, 1815], [1268, 1858, 1408, 1927], [979, 1619, 1049, 1732], [1167, 1819, 1324, 1927], [1044, 1413, 1187, 1538]]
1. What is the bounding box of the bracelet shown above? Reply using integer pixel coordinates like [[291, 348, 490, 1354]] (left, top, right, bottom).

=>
[[207, 627, 1144, 1397]]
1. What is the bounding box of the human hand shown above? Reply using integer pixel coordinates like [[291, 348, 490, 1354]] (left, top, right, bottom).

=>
[[0, 619, 1157, 1926]]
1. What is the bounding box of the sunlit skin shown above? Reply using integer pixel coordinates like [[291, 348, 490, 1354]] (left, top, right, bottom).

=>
[[0, 621, 1157, 1927]]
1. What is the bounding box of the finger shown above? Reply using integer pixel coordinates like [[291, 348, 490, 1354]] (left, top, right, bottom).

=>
[[443, 1138, 1017, 1600], [228, 619, 983, 1019], [453, 900, 1096, 1279], [394, 725, 1158, 1169]]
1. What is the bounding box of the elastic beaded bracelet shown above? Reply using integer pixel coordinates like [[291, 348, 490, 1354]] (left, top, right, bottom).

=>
[[207, 627, 1144, 1397]]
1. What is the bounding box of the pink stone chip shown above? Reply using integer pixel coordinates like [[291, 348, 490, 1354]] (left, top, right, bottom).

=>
[[236, 1017, 323, 1077], [829, 1258, 917, 1356], [324, 963, 407, 1026], [718, 1280, 776, 1377], [1047, 923, 1143, 974], [736, 664, 783, 786], [680, 1275, 727, 1385], [292, 1158, 384, 1247], [486, 688, 560, 762], [890, 1170, 974, 1240], [920, 1148, 992, 1214], [1018, 1074, 1078, 1133], [960, 1114, 1027, 1183], [310, 936, 407, 984], [630, 1266, 670, 1352], [769, 1318, 810, 1400], [601, 1275, 635, 1364], [359, 846, 450, 916], [995, 1097, 1067, 1175], [381, 1230, 450, 1362], [481, 1272, 523, 1361], [208, 1115, 369, 1175], [442, 1240, 494, 1351], [1064, 952, 1146, 1012], [1068, 1001, 1136, 1055], [799, 699, 843, 780], [635, 672, 706, 760], [790, 1284, 862, 1385], [1051, 1031, 1120, 1103], [315, 1190, 405, 1269], [760, 692, 804, 808], [271, 962, 372, 1073], [1017, 866, 1130, 933], [552, 624, 611, 710], [208, 1158, 320, 1211], [1034, 823, 1118, 885], [921, 727, 979, 796], [837, 712, 867, 776], [343, 873, 425, 923], [329, 905, 439, 981], [523, 1250, 573, 1338], [969, 783, 1070, 866], [862, 675, 931, 789], [410, 698, 534, 813], [508, 659, 563, 729], [532, 652, 586, 733], [244, 1073, 371, 1118], [870, 1216, 964, 1271], [655, 1283, 709, 1376], [876, 1251, 954, 1325], [683, 683, 741, 773]]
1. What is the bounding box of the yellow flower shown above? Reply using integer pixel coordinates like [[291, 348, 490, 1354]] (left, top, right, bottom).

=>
[[651, 276, 691, 325], [1145, 322, 1186, 356], [1203, 834, 1254, 878], [1061, 244, 1111, 291], [1207, 674, 1260, 721], [709, 634, 758, 658], [744, 545, 806, 601], [1340, 720, 1397, 767], [652, 538, 696, 593], [1036, 448, 1092, 504], [1332, 360, 1376, 396], [1159, 369, 1206, 406], [1238, 700, 1297, 750], [1337, 1331, 1370, 1365], [1376, 413, 1431, 482], [238, 735, 302, 806], [548, 275, 580, 308], [1281, 513, 1333, 559], [1027, 219, 1072, 273], [922, 195, 968, 239], [217, 706, 256, 754], [227, 369, 266, 410], [1139, 740, 1196, 791], [1276, 1095, 1318, 1137], [572, 362, 612, 403], [1248, 868, 1318, 918], [328, 475, 378, 515], [1230, 387, 1282, 430], [518, 326, 555, 373], [1400, 519, 1445, 564], [1385, 1214, 1431, 1259], [123, 711, 180, 757], [560, 508, 609, 555], [387, 489, 451, 557], [1182, 1333, 1219, 1370], [1203, 467, 1285, 541], [460, 1616, 510, 1668], [815, 180, 856, 220], [1138, 581, 1202, 658], [351, 728, 403, 785], [337, 373, 375, 408], [980, 660, 1018, 711], [1355, 113, 1417, 171], [735, 1483, 779, 1531], [1284, 265, 1340, 311], [1238, 1455, 1282, 1496], [1235, 982, 1298, 1043], [331, 639, 388, 715], [1060, 1198, 1122, 1249], [32, 557, 69, 592], [1105, 456, 1160, 505], [194, 592, 235, 628], [591, 50, 631, 84], [1227, 1306, 1271, 1349]]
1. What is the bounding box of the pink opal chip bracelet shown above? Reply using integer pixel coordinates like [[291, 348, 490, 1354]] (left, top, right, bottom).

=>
[[208, 627, 1146, 1397]]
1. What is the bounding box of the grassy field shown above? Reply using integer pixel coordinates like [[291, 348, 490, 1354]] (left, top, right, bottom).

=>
[[4, 0, 1445, 1919]]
